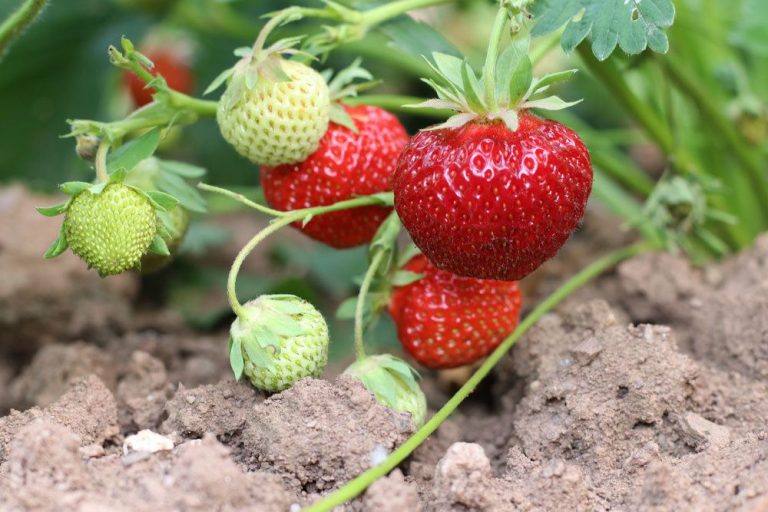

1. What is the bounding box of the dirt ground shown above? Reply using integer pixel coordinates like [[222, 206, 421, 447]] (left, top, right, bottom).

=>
[[1, 185, 767, 511]]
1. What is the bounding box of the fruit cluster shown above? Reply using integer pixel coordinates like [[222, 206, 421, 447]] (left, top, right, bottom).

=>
[[42, 8, 593, 429]]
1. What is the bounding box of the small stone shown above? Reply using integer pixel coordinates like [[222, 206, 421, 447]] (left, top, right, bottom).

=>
[[678, 412, 731, 451], [123, 429, 174, 455], [569, 336, 604, 366]]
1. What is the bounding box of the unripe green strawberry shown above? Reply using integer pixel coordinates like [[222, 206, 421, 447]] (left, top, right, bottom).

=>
[[63, 183, 157, 277], [345, 355, 427, 427], [217, 59, 330, 166], [140, 205, 190, 274], [229, 295, 329, 392]]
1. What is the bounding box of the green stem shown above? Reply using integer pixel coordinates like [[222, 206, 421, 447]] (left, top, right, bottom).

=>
[[304, 241, 655, 512], [94, 140, 110, 183], [223, 192, 395, 318], [0, 0, 47, 58], [362, 0, 452, 26], [354, 250, 386, 361], [483, 7, 509, 112], [228, 215, 297, 318], [345, 95, 450, 118], [198, 183, 287, 217]]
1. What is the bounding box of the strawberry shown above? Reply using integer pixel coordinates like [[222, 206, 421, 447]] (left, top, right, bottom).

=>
[[261, 104, 408, 248], [393, 35, 592, 281], [215, 44, 330, 166], [345, 354, 427, 427], [229, 295, 329, 392], [388, 254, 522, 369], [63, 183, 158, 277], [125, 49, 194, 107]]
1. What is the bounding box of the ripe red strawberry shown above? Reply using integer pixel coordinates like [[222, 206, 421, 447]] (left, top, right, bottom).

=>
[[261, 104, 408, 248], [394, 113, 591, 280], [389, 254, 522, 369], [125, 49, 194, 107]]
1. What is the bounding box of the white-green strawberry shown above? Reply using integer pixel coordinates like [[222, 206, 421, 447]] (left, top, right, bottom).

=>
[[229, 294, 329, 392], [345, 354, 427, 427], [209, 17, 331, 167], [64, 183, 157, 277]]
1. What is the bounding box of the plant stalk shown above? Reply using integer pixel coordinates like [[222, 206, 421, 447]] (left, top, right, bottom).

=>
[[0, 0, 47, 58], [483, 7, 509, 112], [304, 241, 655, 511], [354, 250, 386, 361], [94, 141, 110, 183]]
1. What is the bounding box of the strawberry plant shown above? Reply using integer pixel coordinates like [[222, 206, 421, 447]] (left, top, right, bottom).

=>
[[4, 0, 767, 510]]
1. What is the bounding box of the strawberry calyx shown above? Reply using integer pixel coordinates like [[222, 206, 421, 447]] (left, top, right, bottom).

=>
[[410, 8, 580, 131], [344, 354, 427, 427], [204, 10, 311, 111], [321, 58, 380, 132], [228, 294, 314, 379]]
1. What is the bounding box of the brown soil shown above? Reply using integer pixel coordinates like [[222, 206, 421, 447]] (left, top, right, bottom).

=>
[[1, 186, 767, 511]]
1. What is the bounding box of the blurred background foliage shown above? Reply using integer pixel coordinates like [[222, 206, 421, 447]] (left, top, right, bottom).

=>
[[1, 0, 766, 359]]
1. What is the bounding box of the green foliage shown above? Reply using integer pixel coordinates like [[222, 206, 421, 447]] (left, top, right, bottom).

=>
[[530, 0, 675, 60]]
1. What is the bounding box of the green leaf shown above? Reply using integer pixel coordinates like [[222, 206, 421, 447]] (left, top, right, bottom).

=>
[[530, 0, 676, 60], [158, 160, 206, 179], [155, 172, 207, 213], [229, 336, 245, 380], [146, 190, 179, 212], [107, 128, 161, 175], [390, 270, 424, 287], [336, 297, 359, 320], [148, 234, 170, 256], [59, 181, 92, 196], [36, 201, 69, 217], [377, 15, 460, 60], [43, 225, 68, 259]]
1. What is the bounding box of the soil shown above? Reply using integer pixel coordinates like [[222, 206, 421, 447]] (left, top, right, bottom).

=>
[[1, 185, 767, 511]]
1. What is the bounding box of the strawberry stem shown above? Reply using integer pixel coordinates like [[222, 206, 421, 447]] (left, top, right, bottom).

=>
[[0, 0, 47, 59], [94, 140, 110, 183], [354, 250, 386, 361], [483, 7, 509, 113], [304, 241, 658, 512], [223, 192, 395, 320]]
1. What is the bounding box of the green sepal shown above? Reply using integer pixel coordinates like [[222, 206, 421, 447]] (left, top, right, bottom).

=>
[[390, 270, 424, 287], [243, 332, 275, 368], [154, 167, 207, 213], [204, 68, 235, 95], [145, 190, 179, 212], [43, 224, 69, 259], [59, 181, 93, 196], [36, 201, 69, 217], [261, 57, 291, 83], [460, 61, 485, 112], [397, 243, 422, 266], [252, 325, 281, 353], [148, 234, 170, 256], [108, 166, 128, 184], [301, 213, 314, 227], [528, 69, 578, 96], [229, 336, 245, 380], [266, 295, 311, 315], [89, 182, 108, 195], [496, 37, 529, 106], [261, 310, 304, 337], [330, 103, 359, 133]]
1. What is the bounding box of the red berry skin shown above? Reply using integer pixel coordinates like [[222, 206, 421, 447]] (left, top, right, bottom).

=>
[[261, 105, 409, 249], [393, 113, 592, 281], [125, 50, 194, 107], [389, 255, 522, 369]]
